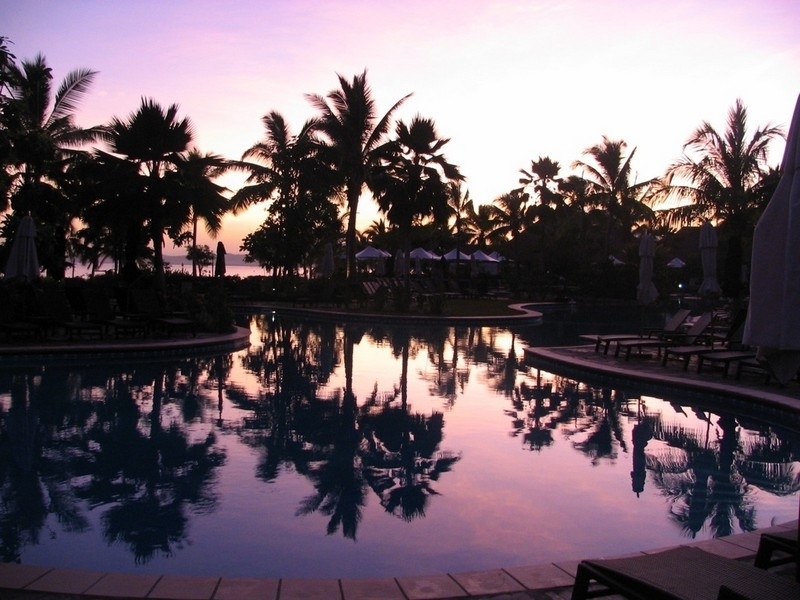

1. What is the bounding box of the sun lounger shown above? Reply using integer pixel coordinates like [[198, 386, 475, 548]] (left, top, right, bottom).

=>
[[614, 313, 712, 361], [581, 309, 692, 355], [754, 527, 798, 570], [735, 357, 773, 383], [0, 286, 40, 341], [130, 288, 196, 337], [571, 545, 800, 600], [662, 320, 748, 371], [696, 350, 756, 377]]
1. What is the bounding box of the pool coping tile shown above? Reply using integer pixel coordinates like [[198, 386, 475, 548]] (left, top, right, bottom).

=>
[[278, 578, 343, 600], [340, 577, 406, 600], [214, 576, 280, 600], [503, 563, 575, 590], [0, 563, 52, 589], [449, 568, 525, 595], [395, 573, 467, 599], [148, 574, 220, 600], [24, 567, 106, 594], [85, 572, 161, 598]]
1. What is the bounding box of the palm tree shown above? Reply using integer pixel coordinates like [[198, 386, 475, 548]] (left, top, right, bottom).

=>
[[2, 52, 105, 278], [106, 98, 193, 289], [372, 115, 463, 288], [463, 202, 496, 249], [170, 149, 231, 276], [651, 99, 783, 297], [307, 70, 411, 280], [232, 111, 338, 277], [572, 137, 655, 256], [445, 182, 472, 254], [488, 189, 530, 250]]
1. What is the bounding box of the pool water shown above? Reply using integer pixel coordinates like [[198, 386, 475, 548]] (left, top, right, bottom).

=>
[[0, 309, 797, 579]]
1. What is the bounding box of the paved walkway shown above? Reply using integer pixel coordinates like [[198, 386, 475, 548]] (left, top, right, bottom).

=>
[[0, 321, 798, 599]]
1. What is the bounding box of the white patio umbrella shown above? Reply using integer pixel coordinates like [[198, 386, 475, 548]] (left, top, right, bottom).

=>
[[636, 231, 658, 305], [356, 245, 389, 275], [666, 257, 686, 269], [3, 214, 40, 282], [697, 221, 721, 296], [743, 93, 800, 385], [442, 248, 471, 261], [471, 249, 499, 262], [355, 245, 390, 259], [409, 247, 434, 260]]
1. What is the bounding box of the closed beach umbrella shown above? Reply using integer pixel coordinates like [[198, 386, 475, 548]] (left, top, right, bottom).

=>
[[697, 221, 721, 296], [214, 241, 226, 277], [321, 242, 334, 277], [636, 231, 658, 305], [743, 93, 800, 385], [395, 249, 407, 277], [3, 214, 40, 282]]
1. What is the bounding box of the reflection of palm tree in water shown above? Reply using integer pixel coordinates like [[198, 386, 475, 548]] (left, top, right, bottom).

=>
[[0, 375, 50, 562], [296, 326, 367, 539], [361, 337, 459, 521], [86, 366, 225, 563], [297, 326, 460, 535], [574, 389, 627, 465], [650, 413, 759, 539]]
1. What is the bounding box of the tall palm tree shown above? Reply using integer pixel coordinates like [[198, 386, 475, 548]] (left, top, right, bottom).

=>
[[2, 52, 105, 278], [445, 182, 472, 254], [372, 115, 463, 287], [651, 99, 783, 297], [106, 98, 193, 289], [170, 149, 231, 276], [232, 111, 338, 277], [572, 137, 655, 255], [307, 70, 411, 280], [463, 202, 496, 249]]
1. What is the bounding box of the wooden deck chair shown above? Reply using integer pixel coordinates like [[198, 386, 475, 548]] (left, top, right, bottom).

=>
[[32, 286, 105, 339], [580, 308, 691, 355], [130, 288, 196, 337], [754, 527, 798, 571], [571, 546, 800, 600], [613, 313, 712, 361], [663, 316, 749, 372]]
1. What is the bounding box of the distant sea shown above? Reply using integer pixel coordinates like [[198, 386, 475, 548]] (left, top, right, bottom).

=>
[[68, 253, 266, 278]]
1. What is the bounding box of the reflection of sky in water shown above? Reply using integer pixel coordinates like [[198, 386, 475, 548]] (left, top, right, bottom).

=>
[[0, 312, 798, 579]]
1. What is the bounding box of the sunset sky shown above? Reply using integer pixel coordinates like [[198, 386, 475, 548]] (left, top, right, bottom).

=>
[[5, 0, 800, 251]]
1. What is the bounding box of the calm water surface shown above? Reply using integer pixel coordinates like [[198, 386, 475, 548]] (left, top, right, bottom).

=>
[[1, 308, 798, 579]]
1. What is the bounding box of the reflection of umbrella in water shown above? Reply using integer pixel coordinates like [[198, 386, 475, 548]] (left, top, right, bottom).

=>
[[214, 241, 226, 277], [636, 231, 658, 305], [4, 214, 40, 282], [631, 420, 652, 497], [698, 221, 721, 296], [743, 94, 800, 385]]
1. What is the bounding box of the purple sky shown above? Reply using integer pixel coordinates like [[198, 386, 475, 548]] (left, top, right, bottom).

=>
[[5, 0, 800, 250]]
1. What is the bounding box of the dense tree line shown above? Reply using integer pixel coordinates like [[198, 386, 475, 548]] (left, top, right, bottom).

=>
[[0, 37, 784, 299]]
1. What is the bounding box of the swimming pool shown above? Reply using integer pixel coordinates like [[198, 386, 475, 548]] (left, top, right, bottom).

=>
[[0, 309, 797, 579]]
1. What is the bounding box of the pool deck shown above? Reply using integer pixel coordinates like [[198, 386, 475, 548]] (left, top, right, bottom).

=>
[[1, 315, 798, 599]]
